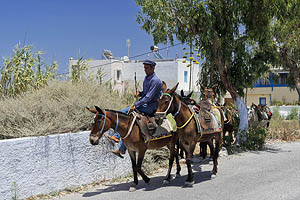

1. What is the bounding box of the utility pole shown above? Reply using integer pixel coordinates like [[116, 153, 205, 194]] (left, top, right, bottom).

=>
[[166, 38, 168, 58]]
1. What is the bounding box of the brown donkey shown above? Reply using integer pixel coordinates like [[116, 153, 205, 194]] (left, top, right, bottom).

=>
[[86, 107, 181, 192], [155, 82, 223, 178]]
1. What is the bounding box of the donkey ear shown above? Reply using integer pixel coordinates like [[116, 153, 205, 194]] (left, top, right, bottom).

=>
[[94, 105, 104, 114], [180, 89, 185, 97], [86, 106, 97, 114], [169, 83, 179, 94], [162, 81, 167, 92], [187, 91, 193, 98]]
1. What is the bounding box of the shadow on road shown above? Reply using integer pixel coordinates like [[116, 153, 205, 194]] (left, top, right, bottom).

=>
[[247, 144, 286, 155], [82, 166, 212, 197]]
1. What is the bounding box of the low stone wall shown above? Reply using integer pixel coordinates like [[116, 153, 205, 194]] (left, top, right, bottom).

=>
[[270, 106, 300, 119], [0, 131, 131, 200]]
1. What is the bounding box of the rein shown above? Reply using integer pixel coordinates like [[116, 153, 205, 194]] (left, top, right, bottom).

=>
[[96, 109, 136, 140], [122, 112, 137, 139], [114, 112, 119, 133]]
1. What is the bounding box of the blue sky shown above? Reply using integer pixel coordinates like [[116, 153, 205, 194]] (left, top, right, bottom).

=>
[[0, 0, 184, 75]]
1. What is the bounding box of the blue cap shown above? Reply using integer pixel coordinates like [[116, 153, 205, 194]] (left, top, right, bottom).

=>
[[143, 59, 156, 66]]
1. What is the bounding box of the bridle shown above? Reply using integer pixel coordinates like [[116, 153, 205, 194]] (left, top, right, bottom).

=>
[[95, 110, 107, 137], [155, 93, 181, 118], [156, 92, 195, 129], [94, 110, 119, 137]]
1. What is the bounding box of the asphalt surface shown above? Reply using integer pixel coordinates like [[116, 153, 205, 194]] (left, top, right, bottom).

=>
[[54, 142, 300, 200]]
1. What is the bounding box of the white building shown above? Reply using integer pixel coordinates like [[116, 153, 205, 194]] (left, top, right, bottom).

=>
[[68, 57, 201, 95]]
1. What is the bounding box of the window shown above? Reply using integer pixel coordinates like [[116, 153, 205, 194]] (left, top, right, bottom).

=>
[[278, 73, 288, 85], [254, 77, 270, 86], [273, 73, 288, 86], [184, 71, 188, 83], [259, 97, 266, 105], [116, 70, 121, 81]]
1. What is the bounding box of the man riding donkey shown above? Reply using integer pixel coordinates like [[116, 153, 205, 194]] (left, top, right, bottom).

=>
[[106, 59, 171, 158]]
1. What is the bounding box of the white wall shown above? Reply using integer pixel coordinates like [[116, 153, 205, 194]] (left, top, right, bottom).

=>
[[177, 59, 200, 92], [68, 58, 201, 94], [0, 131, 131, 200], [270, 106, 300, 119]]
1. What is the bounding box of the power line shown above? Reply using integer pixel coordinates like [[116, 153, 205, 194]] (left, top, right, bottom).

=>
[[56, 42, 182, 77]]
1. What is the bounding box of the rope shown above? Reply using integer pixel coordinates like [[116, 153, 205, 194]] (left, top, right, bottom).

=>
[[177, 112, 195, 129], [122, 112, 137, 139]]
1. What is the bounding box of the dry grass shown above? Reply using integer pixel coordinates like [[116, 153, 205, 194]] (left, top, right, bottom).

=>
[[0, 81, 126, 139], [267, 119, 300, 141]]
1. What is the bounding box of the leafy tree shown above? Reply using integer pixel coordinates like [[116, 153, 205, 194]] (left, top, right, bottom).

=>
[[136, 0, 275, 143], [0, 43, 57, 98], [272, 1, 300, 101]]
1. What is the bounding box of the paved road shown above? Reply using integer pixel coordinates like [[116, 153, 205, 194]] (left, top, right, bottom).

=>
[[54, 142, 300, 200]]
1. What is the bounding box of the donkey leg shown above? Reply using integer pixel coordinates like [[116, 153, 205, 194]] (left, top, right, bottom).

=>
[[212, 135, 221, 177], [164, 141, 177, 184], [175, 140, 182, 177], [183, 142, 196, 186], [128, 150, 138, 192], [136, 150, 151, 185], [199, 142, 207, 159]]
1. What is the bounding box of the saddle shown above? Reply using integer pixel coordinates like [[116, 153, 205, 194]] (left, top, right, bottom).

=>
[[134, 111, 173, 142], [197, 100, 221, 134], [134, 110, 157, 134]]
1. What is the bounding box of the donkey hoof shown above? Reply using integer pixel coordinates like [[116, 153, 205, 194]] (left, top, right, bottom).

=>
[[184, 180, 194, 187], [211, 174, 217, 179], [129, 184, 137, 192], [163, 179, 170, 185], [175, 174, 181, 178], [146, 179, 151, 185]]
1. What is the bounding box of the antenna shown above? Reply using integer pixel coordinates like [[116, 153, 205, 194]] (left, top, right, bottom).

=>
[[127, 39, 130, 58]]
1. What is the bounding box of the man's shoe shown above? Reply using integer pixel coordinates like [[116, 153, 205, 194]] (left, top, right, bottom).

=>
[[104, 133, 115, 146], [111, 149, 125, 159]]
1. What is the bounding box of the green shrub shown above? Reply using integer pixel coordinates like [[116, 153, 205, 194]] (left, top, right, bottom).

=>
[[286, 107, 299, 120], [271, 100, 283, 106], [240, 126, 267, 151], [272, 106, 282, 120]]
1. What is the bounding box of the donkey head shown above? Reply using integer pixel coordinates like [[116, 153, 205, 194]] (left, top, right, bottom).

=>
[[86, 106, 111, 145], [180, 90, 196, 105], [200, 83, 217, 100], [155, 81, 179, 125]]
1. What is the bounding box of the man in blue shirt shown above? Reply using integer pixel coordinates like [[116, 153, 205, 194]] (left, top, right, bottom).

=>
[[107, 59, 162, 158]]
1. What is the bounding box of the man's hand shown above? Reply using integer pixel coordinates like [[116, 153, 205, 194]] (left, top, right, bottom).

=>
[[193, 105, 200, 113], [129, 104, 136, 112], [134, 91, 139, 98]]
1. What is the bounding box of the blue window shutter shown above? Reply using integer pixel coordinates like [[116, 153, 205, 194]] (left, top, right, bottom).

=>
[[184, 71, 188, 83]]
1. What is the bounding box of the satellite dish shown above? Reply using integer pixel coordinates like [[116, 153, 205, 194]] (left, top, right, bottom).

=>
[[150, 45, 159, 52]]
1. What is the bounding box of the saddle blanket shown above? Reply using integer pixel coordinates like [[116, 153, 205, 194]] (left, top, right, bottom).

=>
[[198, 108, 222, 135], [145, 114, 175, 142]]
